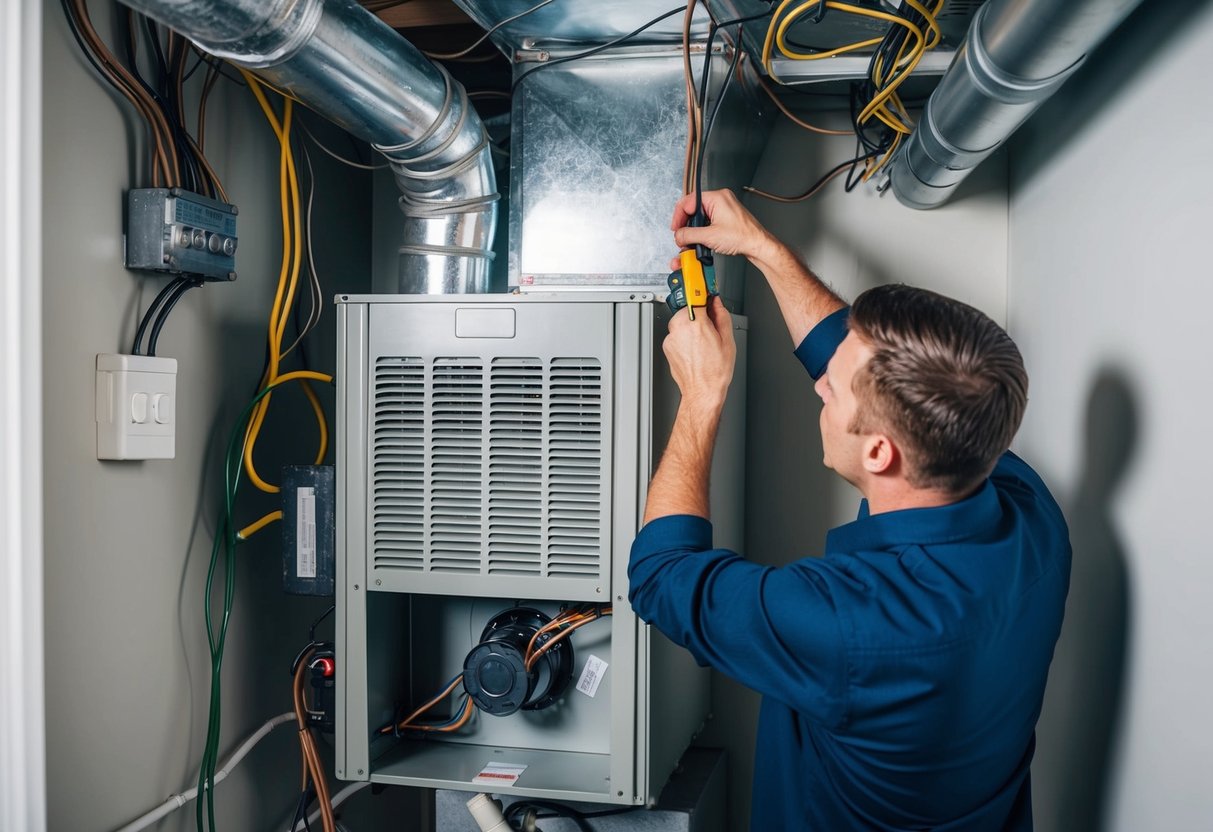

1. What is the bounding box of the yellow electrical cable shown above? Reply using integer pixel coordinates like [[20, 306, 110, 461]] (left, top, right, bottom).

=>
[[761, 0, 945, 179], [237, 510, 283, 540], [238, 70, 330, 493]]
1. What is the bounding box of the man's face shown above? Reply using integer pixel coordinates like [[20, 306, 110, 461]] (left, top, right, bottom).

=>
[[814, 332, 874, 486]]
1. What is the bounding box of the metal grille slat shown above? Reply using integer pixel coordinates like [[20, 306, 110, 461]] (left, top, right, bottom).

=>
[[428, 358, 483, 574], [371, 357, 426, 571], [487, 357, 543, 576], [370, 353, 605, 585], [546, 357, 603, 579]]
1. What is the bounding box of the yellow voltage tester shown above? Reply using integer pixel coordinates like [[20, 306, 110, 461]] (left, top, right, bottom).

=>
[[666, 248, 717, 320]]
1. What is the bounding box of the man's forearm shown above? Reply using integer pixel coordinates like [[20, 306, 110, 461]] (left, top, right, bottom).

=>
[[642, 401, 722, 525], [748, 233, 846, 346]]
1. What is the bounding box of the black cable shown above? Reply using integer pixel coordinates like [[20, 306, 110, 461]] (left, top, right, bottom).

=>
[[694, 26, 745, 218], [290, 787, 316, 832], [512, 7, 685, 92], [749, 148, 879, 203], [844, 142, 872, 192], [308, 605, 335, 643], [696, 10, 772, 116], [147, 277, 203, 356], [60, 1, 111, 86], [119, 8, 202, 193], [132, 276, 186, 355], [182, 48, 209, 83], [688, 10, 769, 223], [504, 800, 594, 832]]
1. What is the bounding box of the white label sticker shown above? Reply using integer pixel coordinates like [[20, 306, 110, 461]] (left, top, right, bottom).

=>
[[472, 762, 527, 786], [297, 486, 316, 579], [576, 654, 609, 698]]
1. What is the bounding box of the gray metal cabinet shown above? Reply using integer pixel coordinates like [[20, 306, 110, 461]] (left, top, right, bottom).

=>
[[335, 294, 746, 806]]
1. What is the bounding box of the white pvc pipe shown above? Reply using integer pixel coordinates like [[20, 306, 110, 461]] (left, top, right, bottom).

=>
[[114, 712, 295, 832], [466, 793, 512, 832]]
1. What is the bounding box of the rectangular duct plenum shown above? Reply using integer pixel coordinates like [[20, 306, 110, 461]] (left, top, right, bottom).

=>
[[362, 300, 615, 602], [505, 51, 771, 306]]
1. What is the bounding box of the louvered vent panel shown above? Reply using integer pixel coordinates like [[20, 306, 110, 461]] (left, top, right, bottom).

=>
[[546, 358, 603, 578], [371, 357, 425, 571], [429, 358, 484, 573], [487, 358, 543, 575], [370, 352, 606, 588]]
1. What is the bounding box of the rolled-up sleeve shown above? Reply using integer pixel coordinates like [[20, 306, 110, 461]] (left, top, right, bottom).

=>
[[794, 307, 850, 380], [628, 515, 848, 727]]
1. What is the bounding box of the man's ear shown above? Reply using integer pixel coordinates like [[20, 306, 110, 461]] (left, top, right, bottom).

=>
[[862, 433, 897, 476]]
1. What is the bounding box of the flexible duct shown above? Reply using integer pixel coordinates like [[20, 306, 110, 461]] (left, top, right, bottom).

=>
[[891, 0, 1144, 210], [119, 0, 497, 292]]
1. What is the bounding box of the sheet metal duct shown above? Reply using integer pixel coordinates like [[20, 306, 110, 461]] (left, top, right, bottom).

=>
[[448, 0, 771, 302], [891, 0, 1144, 209], [119, 0, 497, 293]]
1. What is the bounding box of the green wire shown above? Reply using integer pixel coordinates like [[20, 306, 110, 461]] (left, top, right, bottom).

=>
[[195, 375, 331, 831]]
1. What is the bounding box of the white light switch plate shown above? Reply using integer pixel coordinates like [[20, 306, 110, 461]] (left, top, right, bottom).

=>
[[96, 353, 177, 460]]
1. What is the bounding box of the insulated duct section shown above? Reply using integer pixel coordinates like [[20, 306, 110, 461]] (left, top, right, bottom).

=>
[[118, 0, 497, 293], [891, 0, 1144, 210]]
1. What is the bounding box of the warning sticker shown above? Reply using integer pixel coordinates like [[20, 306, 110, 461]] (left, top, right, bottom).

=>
[[576, 654, 608, 698], [296, 487, 316, 578], [472, 762, 528, 786]]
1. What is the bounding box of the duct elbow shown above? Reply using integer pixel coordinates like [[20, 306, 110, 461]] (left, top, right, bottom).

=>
[[121, 0, 498, 292]]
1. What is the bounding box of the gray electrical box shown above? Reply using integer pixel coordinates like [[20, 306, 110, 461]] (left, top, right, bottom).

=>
[[335, 294, 747, 806], [125, 187, 238, 280]]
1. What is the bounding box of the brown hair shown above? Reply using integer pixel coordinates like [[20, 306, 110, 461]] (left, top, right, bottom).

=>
[[847, 284, 1028, 495]]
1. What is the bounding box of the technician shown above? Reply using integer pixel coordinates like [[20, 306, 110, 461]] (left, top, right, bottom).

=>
[[629, 189, 1071, 831]]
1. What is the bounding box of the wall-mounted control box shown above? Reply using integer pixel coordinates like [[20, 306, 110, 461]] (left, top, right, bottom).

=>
[[95, 353, 177, 460], [125, 188, 238, 280]]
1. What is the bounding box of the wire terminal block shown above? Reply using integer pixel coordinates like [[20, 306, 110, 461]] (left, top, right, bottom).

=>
[[125, 187, 238, 280]]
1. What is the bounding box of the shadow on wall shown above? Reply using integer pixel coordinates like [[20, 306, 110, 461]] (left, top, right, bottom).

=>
[[1034, 368, 1135, 832], [1013, 0, 1212, 189]]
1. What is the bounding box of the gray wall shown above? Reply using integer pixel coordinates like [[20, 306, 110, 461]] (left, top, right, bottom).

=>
[[698, 113, 1009, 830], [1008, 1, 1213, 829], [39, 5, 415, 829]]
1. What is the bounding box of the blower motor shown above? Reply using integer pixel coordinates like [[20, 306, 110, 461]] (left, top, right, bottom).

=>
[[462, 607, 575, 717]]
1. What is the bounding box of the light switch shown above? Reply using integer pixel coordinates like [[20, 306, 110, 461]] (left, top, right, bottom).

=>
[[152, 393, 173, 425], [131, 392, 149, 424], [96, 354, 178, 460]]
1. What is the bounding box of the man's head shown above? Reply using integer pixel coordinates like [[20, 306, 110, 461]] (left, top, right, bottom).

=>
[[814, 285, 1028, 498]]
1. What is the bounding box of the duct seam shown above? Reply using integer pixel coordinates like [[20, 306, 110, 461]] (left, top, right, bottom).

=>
[[398, 244, 495, 258], [371, 64, 499, 262], [967, 5, 1086, 106]]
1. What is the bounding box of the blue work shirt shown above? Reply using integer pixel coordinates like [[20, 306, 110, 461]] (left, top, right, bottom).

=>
[[628, 308, 1071, 831]]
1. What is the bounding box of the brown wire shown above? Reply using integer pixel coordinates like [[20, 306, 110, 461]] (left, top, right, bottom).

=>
[[745, 162, 851, 203], [198, 55, 221, 151], [759, 76, 855, 137], [69, 0, 179, 185], [681, 0, 700, 195], [293, 649, 336, 832], [525, 607, 612, 672], [412, 696, 475, 733], [383, 674, 465, 734]]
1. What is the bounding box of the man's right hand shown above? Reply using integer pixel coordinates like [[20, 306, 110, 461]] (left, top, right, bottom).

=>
[[672, 188, 845, 346], [670, 189, 777, 267]]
